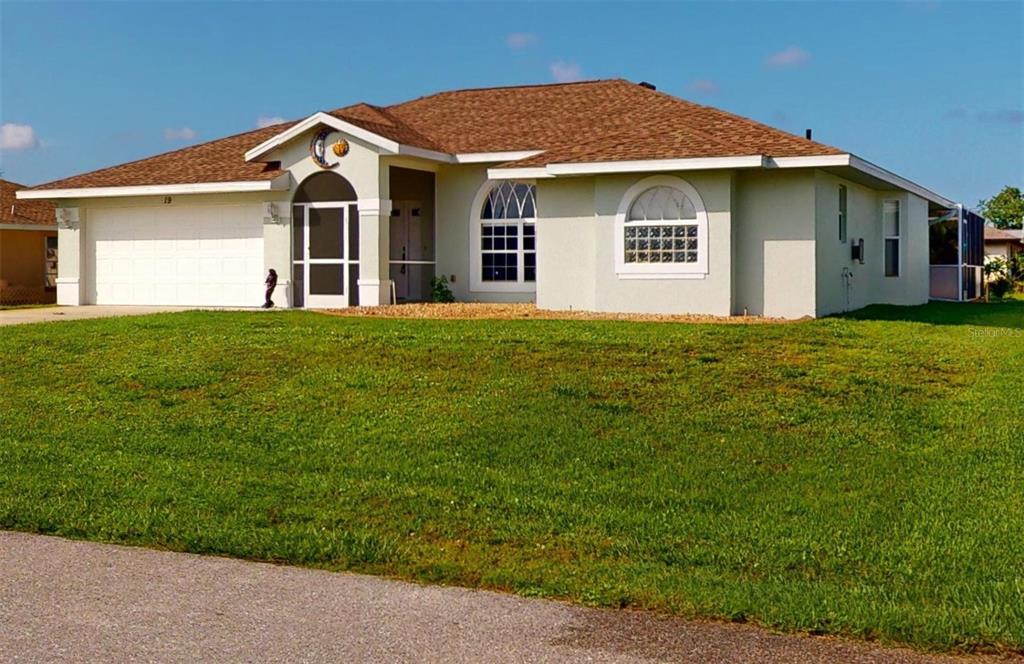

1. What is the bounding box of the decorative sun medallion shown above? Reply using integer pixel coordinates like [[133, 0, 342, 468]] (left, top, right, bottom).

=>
[[331, 139, 350, 158], [309, 128, 333, 169]]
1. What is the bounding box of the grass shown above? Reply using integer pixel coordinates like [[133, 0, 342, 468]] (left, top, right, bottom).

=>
[[1, 299, 1022, 653]]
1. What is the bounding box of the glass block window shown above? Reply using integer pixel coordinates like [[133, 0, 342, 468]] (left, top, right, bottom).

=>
[[624, 224, 698, 264], [624, 186, 699, 264], [477, 181, 537, 285]]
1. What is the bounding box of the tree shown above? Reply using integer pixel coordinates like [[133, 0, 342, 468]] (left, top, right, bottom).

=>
[[978, 186, 1024, 229]]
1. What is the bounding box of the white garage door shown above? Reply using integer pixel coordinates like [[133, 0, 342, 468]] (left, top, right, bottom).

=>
[[87, 204, 264, 306]]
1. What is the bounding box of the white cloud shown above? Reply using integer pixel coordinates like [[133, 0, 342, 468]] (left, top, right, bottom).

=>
[[550, 61, 583, 83], [765, 46, 811, 68], [506, 32, 537, 49], [0, 123, 39, 151], [257, 115, 287, 128], [163, 127, 197, 141], [689, 79, 719, 95]]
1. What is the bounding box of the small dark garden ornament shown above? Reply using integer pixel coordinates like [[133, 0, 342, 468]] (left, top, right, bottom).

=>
[[263, 269, 278, 308]]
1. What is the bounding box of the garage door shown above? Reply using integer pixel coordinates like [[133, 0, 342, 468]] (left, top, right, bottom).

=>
[[87, 204, 264, 306]]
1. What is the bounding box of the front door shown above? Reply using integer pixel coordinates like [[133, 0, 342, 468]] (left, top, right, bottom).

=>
[[389, 200, 435, 302], [293, 203, 357, 308]]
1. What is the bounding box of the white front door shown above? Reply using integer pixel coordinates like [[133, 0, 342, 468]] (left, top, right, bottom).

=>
[[293, 203, 357, 308]]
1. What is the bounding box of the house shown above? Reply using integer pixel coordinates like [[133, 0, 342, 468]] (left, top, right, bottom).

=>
[[17, 79, 957, 318], [984, 227, 1024, 262], [1, 179, 57, 305]]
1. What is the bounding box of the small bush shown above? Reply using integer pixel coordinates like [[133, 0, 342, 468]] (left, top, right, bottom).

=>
[[430, 275, 455, 303], [989, 277, 1012, 299]]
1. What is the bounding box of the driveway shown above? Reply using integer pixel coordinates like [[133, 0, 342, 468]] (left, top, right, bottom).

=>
[[0, 305, 209, 326], [0, 532, 1006, 664]]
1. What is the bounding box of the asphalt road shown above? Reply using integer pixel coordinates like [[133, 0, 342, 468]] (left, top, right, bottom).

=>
[[0, 531, 1011, 663]]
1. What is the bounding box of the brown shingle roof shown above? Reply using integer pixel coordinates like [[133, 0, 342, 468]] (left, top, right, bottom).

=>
[[984, 227, 1024, 242], [29, 123, 292, 191], [389, 79, 842, 161], [1, 179, 55, 225], [26, 79, 844, 192]]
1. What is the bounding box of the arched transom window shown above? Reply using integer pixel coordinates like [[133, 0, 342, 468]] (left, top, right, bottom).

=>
[[474, 180, 537, 290], [625, 186, 699, 264], [615, 176, 708, 278]]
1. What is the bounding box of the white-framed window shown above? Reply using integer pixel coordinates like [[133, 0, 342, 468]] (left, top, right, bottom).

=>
[[614, 175, 709, 279], [883, 199, 900, 277], [470, 180, 537, 292], [838, 185, 848, 243]]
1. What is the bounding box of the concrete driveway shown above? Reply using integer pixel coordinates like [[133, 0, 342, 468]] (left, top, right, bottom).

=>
[[0, 531, 1003, 664], [0, 305, 210, 326]]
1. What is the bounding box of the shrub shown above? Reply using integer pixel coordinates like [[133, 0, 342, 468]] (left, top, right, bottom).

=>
[[989, 277, 1012, 299], [430, 275, 455, 303]]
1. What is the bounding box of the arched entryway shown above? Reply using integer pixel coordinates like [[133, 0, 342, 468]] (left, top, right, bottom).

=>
[[291, 172, 359, 308]]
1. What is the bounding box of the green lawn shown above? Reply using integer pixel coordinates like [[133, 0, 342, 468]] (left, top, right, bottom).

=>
[[1, 300, 1022, 653]]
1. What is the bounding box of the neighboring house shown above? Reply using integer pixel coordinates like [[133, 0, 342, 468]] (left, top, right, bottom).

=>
[[0, 179, 57, 305], [18, 79, 957, 318], [984, 227, 1024, 262]]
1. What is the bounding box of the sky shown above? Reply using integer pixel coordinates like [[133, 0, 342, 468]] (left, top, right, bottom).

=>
[[1, 1, 1021, 208]]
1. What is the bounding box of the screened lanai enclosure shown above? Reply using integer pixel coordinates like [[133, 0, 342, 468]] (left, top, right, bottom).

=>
[[929, 203, 985, 301]]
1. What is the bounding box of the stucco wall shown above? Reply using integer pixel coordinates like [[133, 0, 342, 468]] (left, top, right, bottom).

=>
[[733, 170, 816, 317], [535, 170, 733, 316], [434, 163, 535, 303], [813, 172, 928, 316], [0, 229, 54, 288]]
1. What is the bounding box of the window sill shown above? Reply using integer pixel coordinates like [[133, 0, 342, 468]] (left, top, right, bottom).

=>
[[616, 272, 708, 281]]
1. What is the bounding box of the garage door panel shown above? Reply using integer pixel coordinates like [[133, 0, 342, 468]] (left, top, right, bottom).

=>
[[87, 205, 264, 306]]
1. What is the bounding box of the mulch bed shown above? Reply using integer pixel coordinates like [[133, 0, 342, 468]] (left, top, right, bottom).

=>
[[323, 303, 790, 324]]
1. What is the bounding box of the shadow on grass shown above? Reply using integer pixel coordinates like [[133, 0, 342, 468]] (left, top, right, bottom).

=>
[[839, 296, 1024, 329]]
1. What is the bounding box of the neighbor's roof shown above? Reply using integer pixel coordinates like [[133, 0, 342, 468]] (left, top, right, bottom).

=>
[[984, 227, 1024, 242], [0, 179, 55, 225], [26, 79, 844, 192]]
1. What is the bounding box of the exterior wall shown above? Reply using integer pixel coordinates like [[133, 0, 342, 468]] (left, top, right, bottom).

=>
[[269, 128, 384, 306], [0, 229, 53, 287], [0, 229, 57, 304], [733, 170, 816, 317], [813, 171, 928, 316], [536, 170, 734, 316], [55, 193, 272, 306], [434, 163, 534, 303]]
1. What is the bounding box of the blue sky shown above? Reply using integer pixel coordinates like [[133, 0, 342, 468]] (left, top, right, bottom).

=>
[[1, 1, 1021, 207]]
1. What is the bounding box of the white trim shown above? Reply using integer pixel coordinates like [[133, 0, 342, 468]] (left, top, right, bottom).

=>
[[468, 179, 538, 294], [485, 167, 553, 180], [765, 154, 852, 168], [616, 273, 707, 280], [614, 175, 709, 279], [488, 155, 764, 179], [356, 278, 382, 286], [455, 150, 544, 164], [550, 155, 764, 175], [16, 177, 289, 200], [0, 223, 55, 231], [245, 112, 402, 161], [849, 155, 954, 208], [396, 145, 454, 163]]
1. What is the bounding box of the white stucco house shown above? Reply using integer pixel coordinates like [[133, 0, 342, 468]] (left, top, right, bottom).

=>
[[17, 79, 957, 318]]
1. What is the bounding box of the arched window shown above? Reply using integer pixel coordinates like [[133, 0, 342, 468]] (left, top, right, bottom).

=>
[[615, 176, 708, 278], [471, 180, 537, 292]]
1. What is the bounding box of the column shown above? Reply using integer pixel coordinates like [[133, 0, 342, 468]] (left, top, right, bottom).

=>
[[356, 198, 391, 306]]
